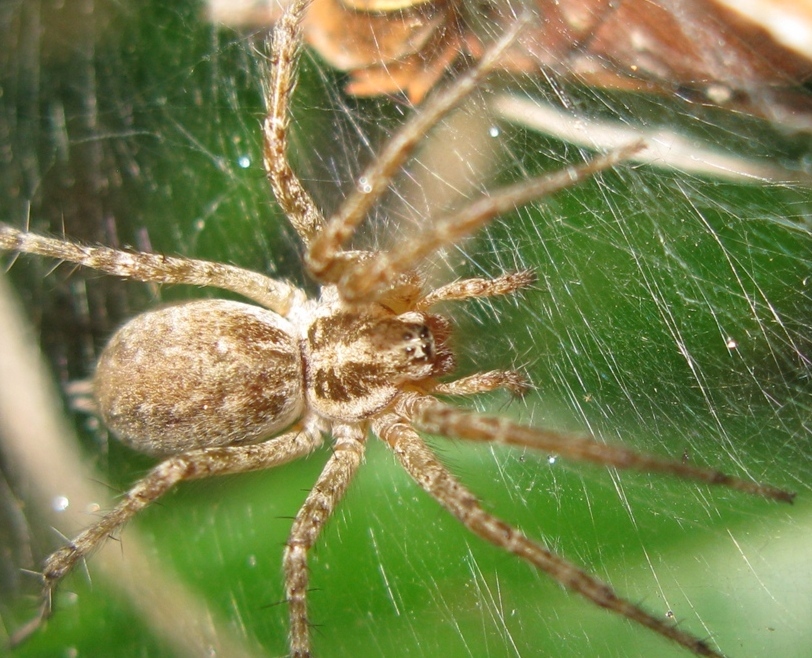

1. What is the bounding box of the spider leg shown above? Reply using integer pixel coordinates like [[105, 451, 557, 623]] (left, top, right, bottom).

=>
[[396, 392, 794, 502], [431, 370, 530, 397], [339, 143, 643, 302], [415, 269, 536, 310], [14, 423, 322, 647], [305, 15, 531, 284], [264, 0, 325, 246], [372, 412, 727, 658], [0, 224, 302, 314], [284, 423, 366, 658]]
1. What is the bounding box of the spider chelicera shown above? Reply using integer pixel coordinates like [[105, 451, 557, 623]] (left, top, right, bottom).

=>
[[1, 0, 793, 656]]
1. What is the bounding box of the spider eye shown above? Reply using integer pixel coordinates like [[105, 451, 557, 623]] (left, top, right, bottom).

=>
[[399, 323, 434, 364]]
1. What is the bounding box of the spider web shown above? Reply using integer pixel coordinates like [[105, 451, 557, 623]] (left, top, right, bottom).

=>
[[0, 1, 810, 657]]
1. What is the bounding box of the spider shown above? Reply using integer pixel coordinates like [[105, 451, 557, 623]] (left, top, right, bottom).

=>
[[1, 0, 794, 656]]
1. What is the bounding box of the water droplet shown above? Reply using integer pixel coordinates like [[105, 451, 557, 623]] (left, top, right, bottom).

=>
[[725, 337, 738, 350], [547, 455, 557, 465], [488, 126, 500, 138], [52, 495, 69, 512], [237, 155, 251, 169]]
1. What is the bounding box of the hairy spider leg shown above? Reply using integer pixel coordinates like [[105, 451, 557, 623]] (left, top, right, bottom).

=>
[[304, 13, 532, 284], [372, 412, 727, 658], [397, 392, 794, 503], [0, 225, 300, 314], [340, 143, 643, 302], [8, 423, 323, 648], [264, 0, 326, 246], [283, 424, 366, 657]]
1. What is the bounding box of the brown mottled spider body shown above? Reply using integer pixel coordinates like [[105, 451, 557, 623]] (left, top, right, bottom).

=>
[[94, 299, 305, 456], [1, 0, 793, 656], [95, 291, 456, 458]]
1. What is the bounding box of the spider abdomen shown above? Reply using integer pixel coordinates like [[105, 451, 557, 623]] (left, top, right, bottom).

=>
[[94, 299, 304, 456]]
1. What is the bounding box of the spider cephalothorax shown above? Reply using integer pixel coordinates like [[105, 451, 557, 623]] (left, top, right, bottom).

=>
[[302, 299, 455, 420], [1, 0, 794, 656]]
